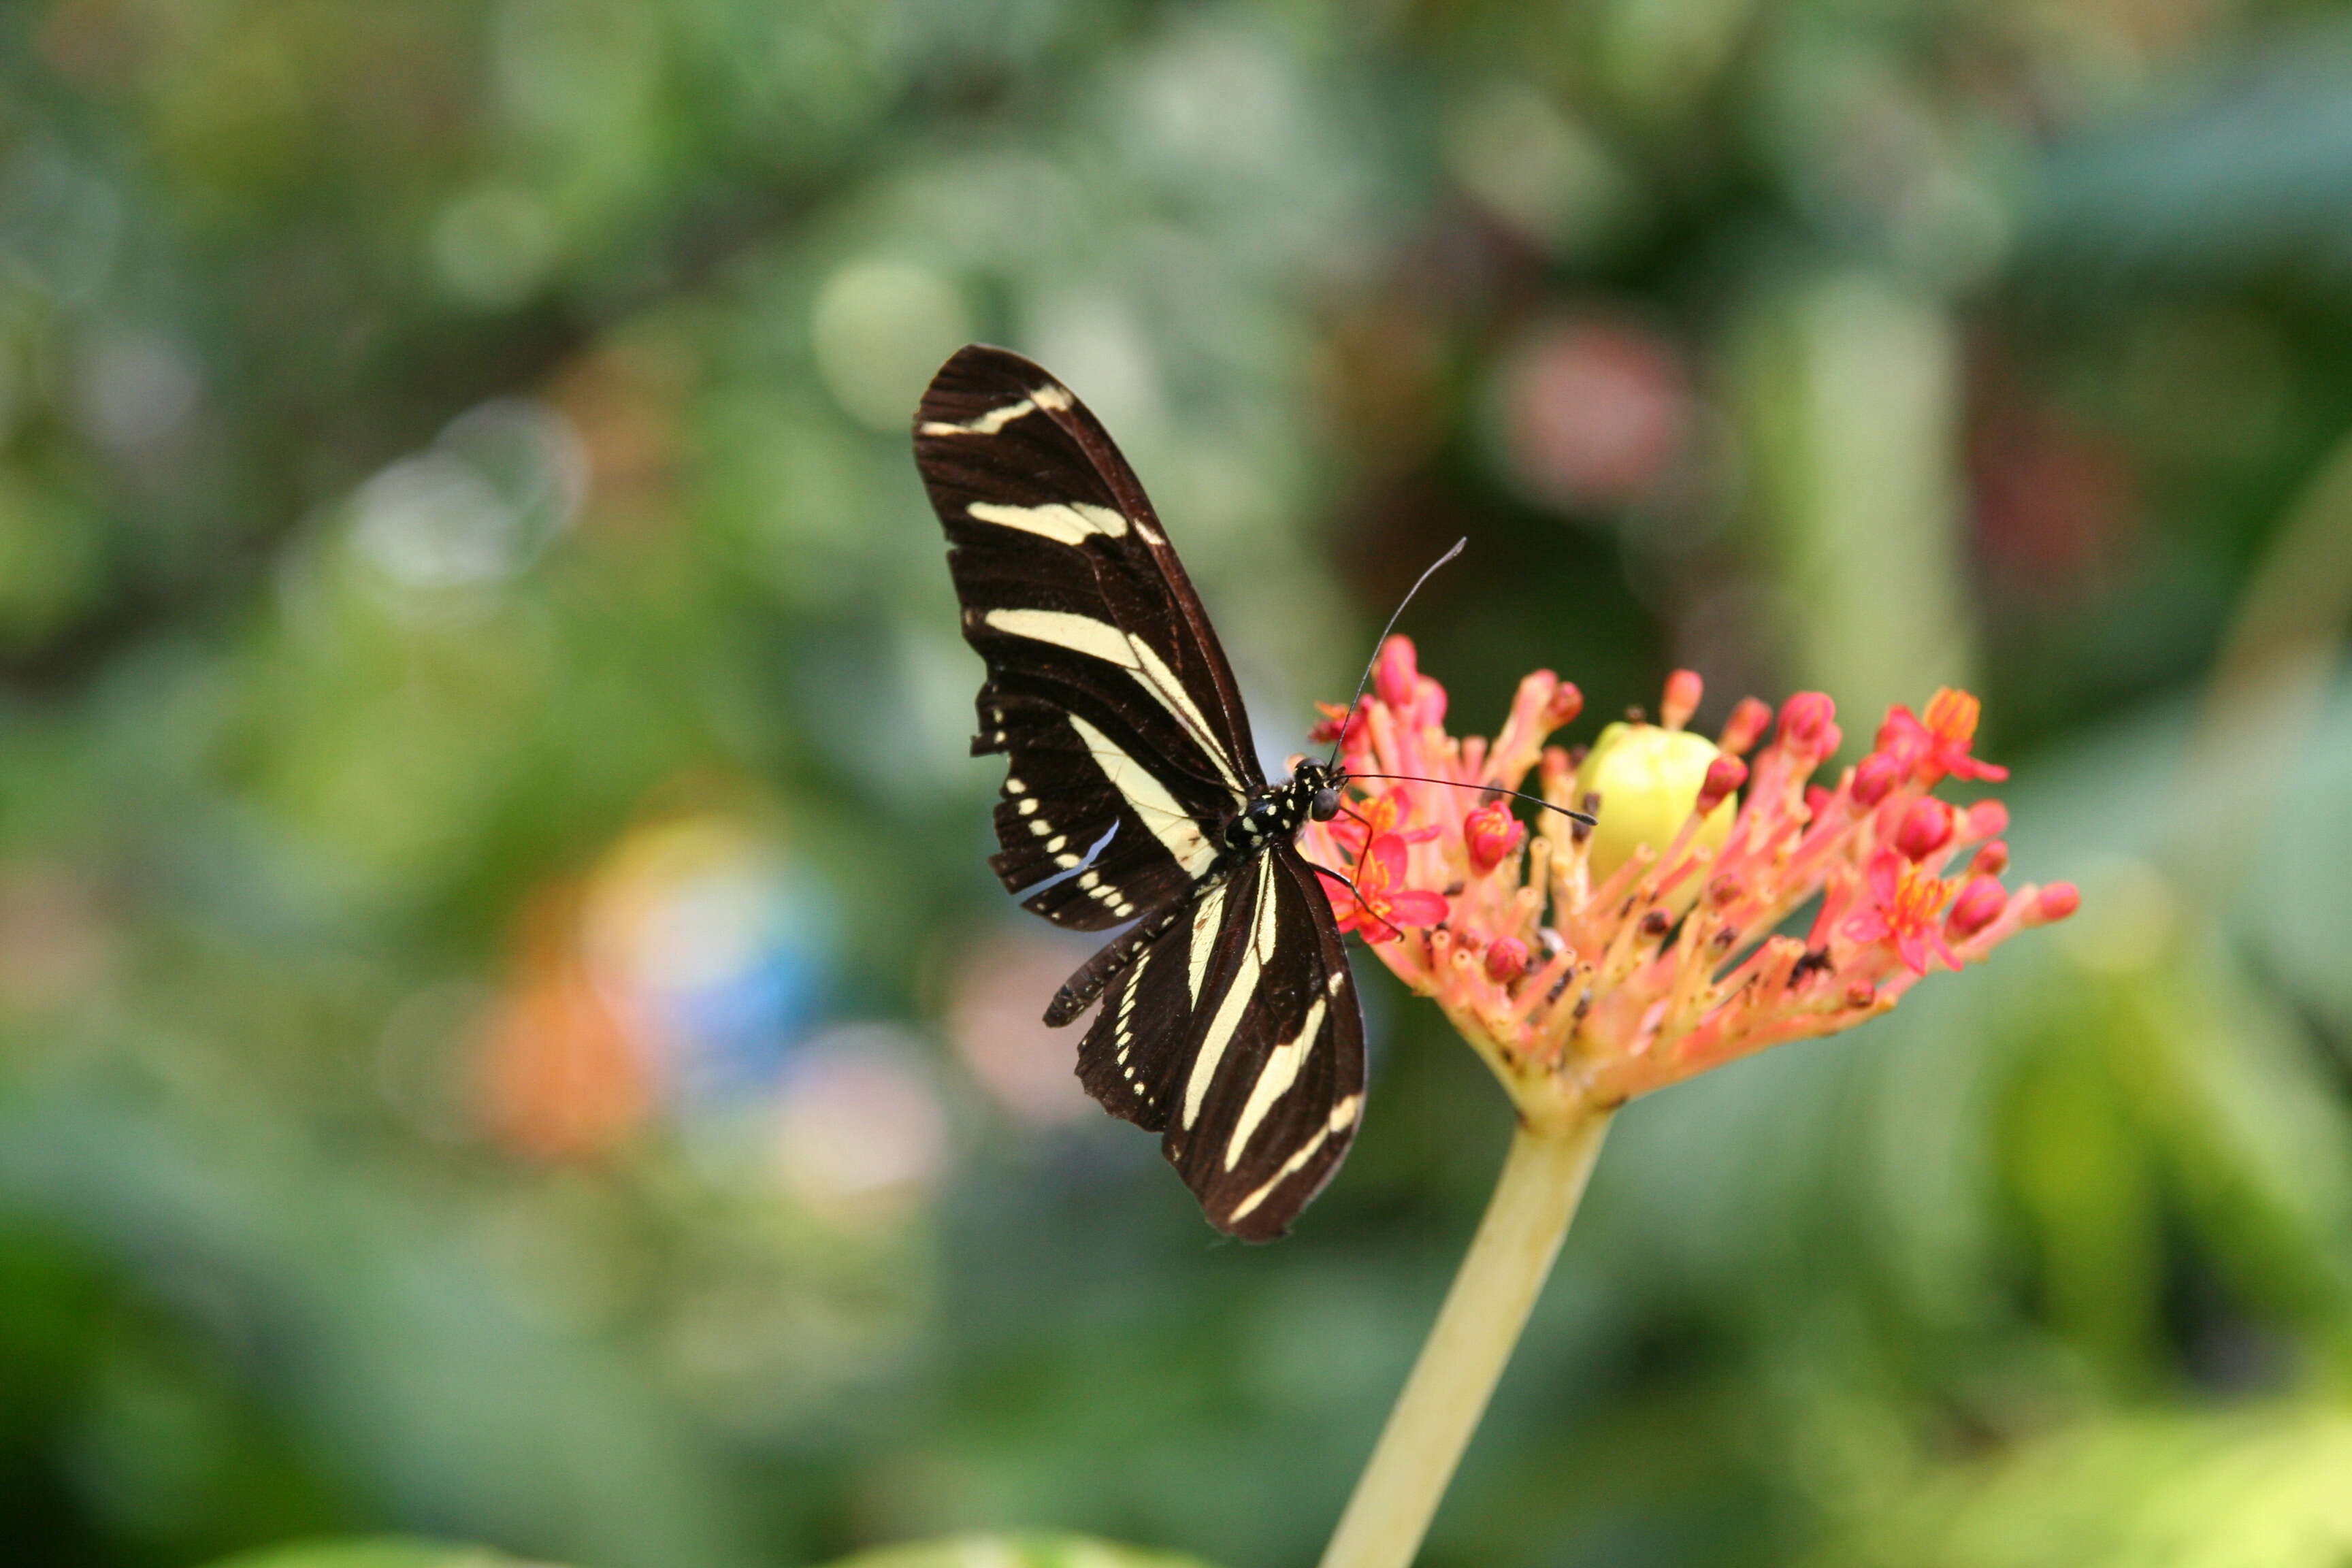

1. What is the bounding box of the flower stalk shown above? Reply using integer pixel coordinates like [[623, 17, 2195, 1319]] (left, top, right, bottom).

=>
[[1317, 1111, 1612, 1568]]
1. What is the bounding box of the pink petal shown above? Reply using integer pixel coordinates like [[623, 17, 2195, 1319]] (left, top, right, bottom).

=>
[[1365, 832, 1416, 883], [1388, 890, 1450, 926], [1865, 851, 1903, 905], [1845, 910, 1893, 946]]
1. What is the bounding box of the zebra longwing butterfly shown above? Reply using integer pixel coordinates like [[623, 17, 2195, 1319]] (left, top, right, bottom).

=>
[[916, 344, 1365, 1241]]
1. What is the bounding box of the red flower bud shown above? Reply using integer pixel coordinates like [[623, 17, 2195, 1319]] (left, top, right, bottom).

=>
[[1374, 635, 1419, 711], [1718, 697, 1772, 757], [1850, 751, 1900, 807], [2031, 883, 2080, 924], [1894, 799, 1953, 862], [1805, 785, 1832, 819], [1971, 840, 2009, 877], [1695, 755, 1746, 815], [1465, 802, 1526, 875], [1946, 875, 2007, 938], [1777, 692, 1838, 751], [1545, 681, 1584, 728], [1662, 669, 1703, 731], [1484, 936, 1529, 983]]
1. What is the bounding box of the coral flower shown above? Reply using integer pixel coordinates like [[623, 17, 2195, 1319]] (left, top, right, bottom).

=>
[[1301, 638, 2076, 1129], [1328, 787, 1438, 858], [1327, 832, 1449, 941], [1463, 801, 1526, 876], [1878, 686, 2010, 784], [1846, 850, 1959, 975], [1308, 641, 2076, 1568]]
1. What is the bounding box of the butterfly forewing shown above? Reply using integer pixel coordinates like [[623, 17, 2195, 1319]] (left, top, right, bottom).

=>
[[919, 345, 1259, 929], [918, 343, 1367, 1241]]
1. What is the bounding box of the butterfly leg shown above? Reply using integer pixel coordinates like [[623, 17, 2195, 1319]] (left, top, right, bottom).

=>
[[1301, 858, 1405, 943], [1335, 806, 1379, 889], [1328, 805, 1396, 931]]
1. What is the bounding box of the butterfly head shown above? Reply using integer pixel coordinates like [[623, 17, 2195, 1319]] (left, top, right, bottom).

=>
[[1300, 760, 1345, 823], [1285, 755, 1347, 822], [1226, 758, 1348, 853]]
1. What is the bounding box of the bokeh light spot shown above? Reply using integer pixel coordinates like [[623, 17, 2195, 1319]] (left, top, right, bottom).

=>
[[772, 1024, 950, 1227], [947, 927, 1100, 1128], [812, 260, 970, 432]]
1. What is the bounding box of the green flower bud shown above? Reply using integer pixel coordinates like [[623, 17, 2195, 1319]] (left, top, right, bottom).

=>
[[1574, 721, 1737, 887]]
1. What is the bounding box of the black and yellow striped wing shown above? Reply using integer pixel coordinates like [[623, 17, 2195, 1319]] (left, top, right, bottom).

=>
[[918, 344, 1261, 930], [1077, 851, 1365, 1240], [916, 343, 1364, 1241]]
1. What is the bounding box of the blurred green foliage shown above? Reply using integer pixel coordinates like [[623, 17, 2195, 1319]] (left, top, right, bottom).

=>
[[825, 1537, 1213, 1568], [199, 1536, 1208, 1568], [206, 1545, 532, 1568], [2, 2, 2351, 1568]]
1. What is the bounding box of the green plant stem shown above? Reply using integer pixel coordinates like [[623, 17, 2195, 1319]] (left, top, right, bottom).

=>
[[1318, 1110, 1613, 1568]]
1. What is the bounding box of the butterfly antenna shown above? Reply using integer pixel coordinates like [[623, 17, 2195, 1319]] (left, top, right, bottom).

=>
[[1324, 537, 1467, 768], [1346, 772, 1597, 827]]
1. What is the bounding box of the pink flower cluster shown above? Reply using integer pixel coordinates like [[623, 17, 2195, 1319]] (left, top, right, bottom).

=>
[[1301, 639, 2078, 1130]]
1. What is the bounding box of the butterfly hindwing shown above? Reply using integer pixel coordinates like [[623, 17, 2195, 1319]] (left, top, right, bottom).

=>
[[1162, 848, 1365, 1241], [1075, 853, 1365, 1240], [1075, 879, 1215, 1132]]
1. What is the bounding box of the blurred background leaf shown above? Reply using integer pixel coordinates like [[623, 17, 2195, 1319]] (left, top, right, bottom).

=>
[[205, 1543, 540, 1568], [825, 1536, 1215, 1568], [1809, 1406, 2352, 1568], [197, 1535, 1218, 1568]]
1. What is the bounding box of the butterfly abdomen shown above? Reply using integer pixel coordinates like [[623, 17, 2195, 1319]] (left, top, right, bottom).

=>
[[1043, 881, 1215, 1027]]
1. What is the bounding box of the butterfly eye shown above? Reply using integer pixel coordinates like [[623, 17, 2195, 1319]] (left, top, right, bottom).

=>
[[1310, 787, 1341, 821]]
